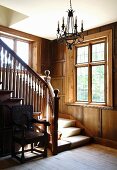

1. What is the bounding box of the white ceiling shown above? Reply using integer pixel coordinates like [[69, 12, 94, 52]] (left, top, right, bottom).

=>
[[0, 0, 117, 40]]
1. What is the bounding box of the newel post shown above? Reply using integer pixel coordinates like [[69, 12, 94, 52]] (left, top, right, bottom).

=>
[[44, 70, 60, 155], [52, 89, 60, 155]]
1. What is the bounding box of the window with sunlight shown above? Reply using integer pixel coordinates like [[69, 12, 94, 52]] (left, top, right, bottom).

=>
[[0, 35, 29, 64], [76, 41, 106, 104]]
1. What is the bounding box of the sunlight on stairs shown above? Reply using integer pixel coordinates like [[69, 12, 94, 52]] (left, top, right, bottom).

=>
[[58, 118, 91, 152]]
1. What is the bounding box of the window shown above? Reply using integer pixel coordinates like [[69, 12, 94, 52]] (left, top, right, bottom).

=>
[[0, 35, 30, 64], [76, 40, 106, 104], [16, 40, 29, 64], [65, 30, 112, 107]]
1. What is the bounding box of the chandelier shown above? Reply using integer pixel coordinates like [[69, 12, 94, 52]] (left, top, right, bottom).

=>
[[56, 0, 84, 50]]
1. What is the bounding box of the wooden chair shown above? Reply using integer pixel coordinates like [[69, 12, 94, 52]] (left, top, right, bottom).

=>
[[11, 105, 50, 163]]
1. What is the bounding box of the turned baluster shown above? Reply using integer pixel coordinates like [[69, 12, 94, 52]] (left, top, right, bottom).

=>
[[0, 45, 2, 82], [9, 54, 13, 91], [2, 48, 6, 90], [19, 64, 23, 98], [31, 75, 34, 106], [22, 67, 26, 104], [28, 73, 31, 105], [16, 61, 20, 98], [36, 79, 40, 112]]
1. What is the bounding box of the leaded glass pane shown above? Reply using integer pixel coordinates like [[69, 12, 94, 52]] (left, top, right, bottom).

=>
[[92, 43, 105, 61], [16, 41, 29, 64], [77, 67, 88, 101], [77, 46, 88, 63], [92, 65, 105, 102]]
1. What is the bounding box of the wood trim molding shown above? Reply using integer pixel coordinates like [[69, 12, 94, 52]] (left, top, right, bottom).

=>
[[0, 25, 40, 41], [94, 137, 117, 149]]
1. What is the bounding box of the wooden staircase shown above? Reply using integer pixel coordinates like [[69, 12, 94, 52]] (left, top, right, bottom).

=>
[[57, 118, 92, 152], [0, 38, 59, 157], [0, 38, 92, 157]]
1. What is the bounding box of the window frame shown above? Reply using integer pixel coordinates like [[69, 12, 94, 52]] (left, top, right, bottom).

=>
[[65, 30, 113, 107], [75, 38, 107, 105]]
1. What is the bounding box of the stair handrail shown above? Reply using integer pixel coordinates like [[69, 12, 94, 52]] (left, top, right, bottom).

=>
[[0, 38, 60, 155]]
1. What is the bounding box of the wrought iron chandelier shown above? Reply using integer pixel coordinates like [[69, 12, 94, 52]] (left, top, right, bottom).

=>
[[57, 0, 84, 50]]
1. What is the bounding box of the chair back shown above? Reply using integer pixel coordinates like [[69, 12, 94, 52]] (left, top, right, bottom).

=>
[[12, 105, 33, 129]]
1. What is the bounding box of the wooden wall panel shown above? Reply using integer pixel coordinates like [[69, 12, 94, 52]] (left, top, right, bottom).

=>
[[102, 110, 117, 141], [59, 96, 68, 114], [83, 107, 100, 136], [113, 72, 117, 107], [40, 38, 52, 73], [114, 24, 117, 39], [51, 40, 66, 61], [51, 62, 63, 77], [51, 78, 63, 95], [68, 105, 83, 122], [114, 39, 117, 55]]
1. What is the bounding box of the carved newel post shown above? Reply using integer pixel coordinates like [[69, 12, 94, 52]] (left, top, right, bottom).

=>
[[44, 70, 60, 155], [53, 89, 60, 155]]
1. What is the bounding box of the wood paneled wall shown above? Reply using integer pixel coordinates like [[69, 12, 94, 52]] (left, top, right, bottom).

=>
[[50, 22, 117, 148], [1, 23, 117, 148]]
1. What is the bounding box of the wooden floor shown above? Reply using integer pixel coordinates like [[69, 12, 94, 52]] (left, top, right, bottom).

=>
[[0, 144, 117, 170]]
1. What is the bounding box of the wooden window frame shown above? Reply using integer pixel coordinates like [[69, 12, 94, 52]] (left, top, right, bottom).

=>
[[75, 39, 107, 105], [65, 30, 113, 107]]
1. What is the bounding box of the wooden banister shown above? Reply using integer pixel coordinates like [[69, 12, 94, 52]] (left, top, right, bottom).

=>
[[0, 38, 60, 155]]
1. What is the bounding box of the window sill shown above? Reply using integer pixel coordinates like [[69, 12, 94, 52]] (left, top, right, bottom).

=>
[[66, 102, 113, 110]]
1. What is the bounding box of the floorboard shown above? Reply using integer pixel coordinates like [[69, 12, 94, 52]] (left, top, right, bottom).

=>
[[0, 144, 117, 170]]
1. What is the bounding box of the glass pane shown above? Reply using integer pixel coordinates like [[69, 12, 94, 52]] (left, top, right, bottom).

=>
[[0, 36, 14, 50], [16, 40, 29, 64], [92, 65, 105, 102], [92, 43, 105, 61], [77, 67, 88, 101], [77, 46, 88, 63]]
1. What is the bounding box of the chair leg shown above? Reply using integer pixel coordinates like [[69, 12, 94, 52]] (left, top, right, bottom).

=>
[[31, 143, 33, 153], [43, 134, 47, 157], [21, 145, 25, 163], [11, 140, 15, 157]]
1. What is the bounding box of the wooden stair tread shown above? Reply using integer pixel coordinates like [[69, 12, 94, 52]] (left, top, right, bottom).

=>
[[58, 118, 76, 128], [60, 135, 91, 149], [60, 127, 81, 138], [4, 98, 24, 102], [0, 90, 14, 94]]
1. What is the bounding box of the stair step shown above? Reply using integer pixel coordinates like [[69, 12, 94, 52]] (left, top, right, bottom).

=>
[[58, 140, 71, 153], [62, 135, 91, 149], [58, 118, 76, 128], [60, 127, 81, 138], [0, 90, 14, 102], [3, 98, 24, 107], [4, 98, 24, 102], [0, 90, 13, 94]]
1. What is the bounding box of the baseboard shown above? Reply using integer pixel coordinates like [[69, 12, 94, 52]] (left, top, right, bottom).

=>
[[94, 137, 117, 149]]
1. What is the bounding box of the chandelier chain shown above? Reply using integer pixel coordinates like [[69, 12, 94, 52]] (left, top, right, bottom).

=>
[[70, 0, 72, 9]]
